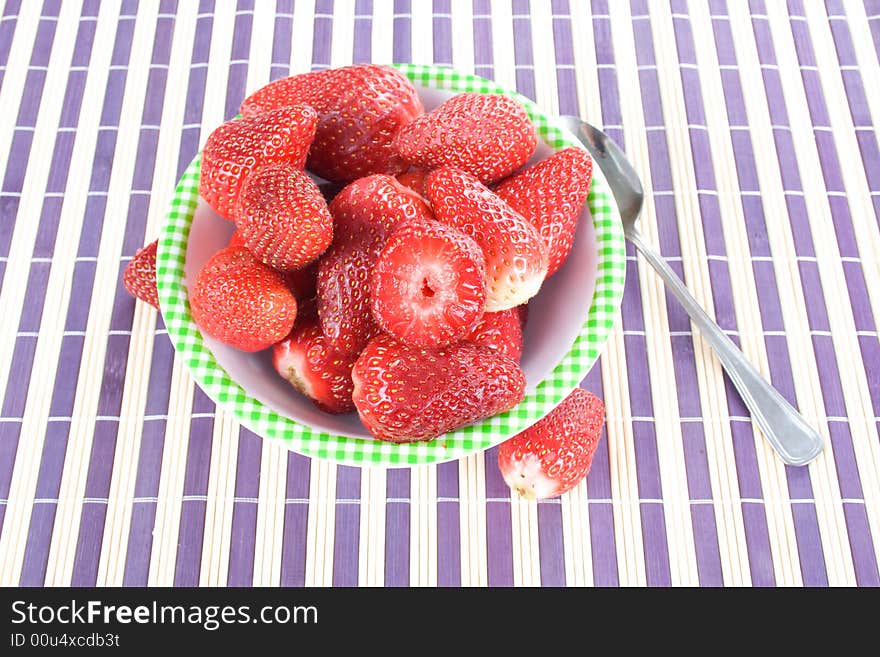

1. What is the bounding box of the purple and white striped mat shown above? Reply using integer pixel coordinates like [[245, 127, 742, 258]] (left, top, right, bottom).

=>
[[0, 0, 879, 587]]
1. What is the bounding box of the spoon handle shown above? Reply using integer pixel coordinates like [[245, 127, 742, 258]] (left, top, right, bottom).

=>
[[626, 228, 823, 466]]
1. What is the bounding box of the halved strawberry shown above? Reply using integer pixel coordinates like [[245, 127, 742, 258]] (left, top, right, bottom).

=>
[[233, 163, 333, 271], [272, 310, 357, 414], [241, 65, 423, 182], [494, 147, 593, 276], [199, 104, 317, 220], [352, 333, 526, 442], [123, 240, 159, 310], [424, 167, 548, 311], [317, 175, 434, 355], [498, 388, 605, 499], [466, 308, 522, 361], [189, 245, 297, 352], [371, 220, 486, 347], [393, 93, 537, 184]]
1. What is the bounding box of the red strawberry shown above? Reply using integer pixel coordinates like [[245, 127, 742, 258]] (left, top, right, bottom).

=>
[[241, 65, 423, 182], [494, 147, 593, 276], [393, 93, 537, 184], [189, 245, 297, 352], [199, 104, 317, 219], [329, 173, 433, 242], [466, 308, 522, 361], [240, 69, 332, 116], [316, 237, 383, 356], [498, 388, 605, 499], [425, 167, 548, 311], [371, 221, 486, 347], [233, 163, 333, 271], [317, 175, 434, 355], [282, 261, 319, 301], [352, 333, 526, 442], [123, 240, 159, 309], [395, 167, 429, 197], [272, 310, 357, 414]]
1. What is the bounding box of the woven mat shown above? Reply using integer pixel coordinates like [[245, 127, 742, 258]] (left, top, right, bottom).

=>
[[0, 0, 879, 587]]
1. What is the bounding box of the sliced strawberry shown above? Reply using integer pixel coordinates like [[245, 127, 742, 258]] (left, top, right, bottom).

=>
[[272, 310, 356, 414], [494, 147, 593, 276], [352, 333, 526, 442], [241, 65, 423, 182], [393, 93, 537, 184], [329, 174, 433, 242], [395, 167, 430, 197], [123, 240, 160, 310], [466, 308, 522, 361], [424, 167, 548, 311], [189, 245, 297, 352], [498, 388, 605, 499], [371, 221, 486, 347], [199, 104, 317, 220], [317, 174, 434, 355], [233, 163, 333, 271]]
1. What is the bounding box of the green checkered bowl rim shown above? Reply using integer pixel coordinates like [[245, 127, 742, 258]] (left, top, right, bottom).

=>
[[155, 63, 626, 468]]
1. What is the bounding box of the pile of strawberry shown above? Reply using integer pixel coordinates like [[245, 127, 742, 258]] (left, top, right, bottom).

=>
[[124, 64, 606, 498]]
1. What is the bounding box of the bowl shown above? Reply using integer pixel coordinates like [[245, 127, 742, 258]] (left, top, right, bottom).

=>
[[155, 63, 626, 467]]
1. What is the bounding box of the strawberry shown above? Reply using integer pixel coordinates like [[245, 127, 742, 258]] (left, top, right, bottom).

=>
[[494, 147, 593, 276], [466, 308, 522, 361], [351, 333, 526, 442], [371, 221, 486, 347], [240, 69, 332, 116], [199, 104, 317, 219], [123, 239, 159, 310], [498, 388, 605, 499], [317, 175, 434, 355], [272, 310, 356, 414], [424, 167, 548, 311], [241, 65, 423, 182], [316, 237, 383, 356], [329, 173, 433, 242], [189, 245, 297, 352], [233, 163, 333, 271], [393, 93, 537, 184], [395, 167, 429, 197]]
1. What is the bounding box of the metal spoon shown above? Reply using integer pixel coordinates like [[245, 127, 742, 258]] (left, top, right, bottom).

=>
[[559, 116, 823, 466]]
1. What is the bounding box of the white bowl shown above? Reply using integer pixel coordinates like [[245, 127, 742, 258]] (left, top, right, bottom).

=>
[[182, 85, 599, 440]]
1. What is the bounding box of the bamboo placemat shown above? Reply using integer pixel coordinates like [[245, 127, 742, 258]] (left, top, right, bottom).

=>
[[0, 0, 878, 587]]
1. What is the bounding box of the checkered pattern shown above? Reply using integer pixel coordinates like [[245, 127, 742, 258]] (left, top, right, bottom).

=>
[[155, 64, 626, 468]]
